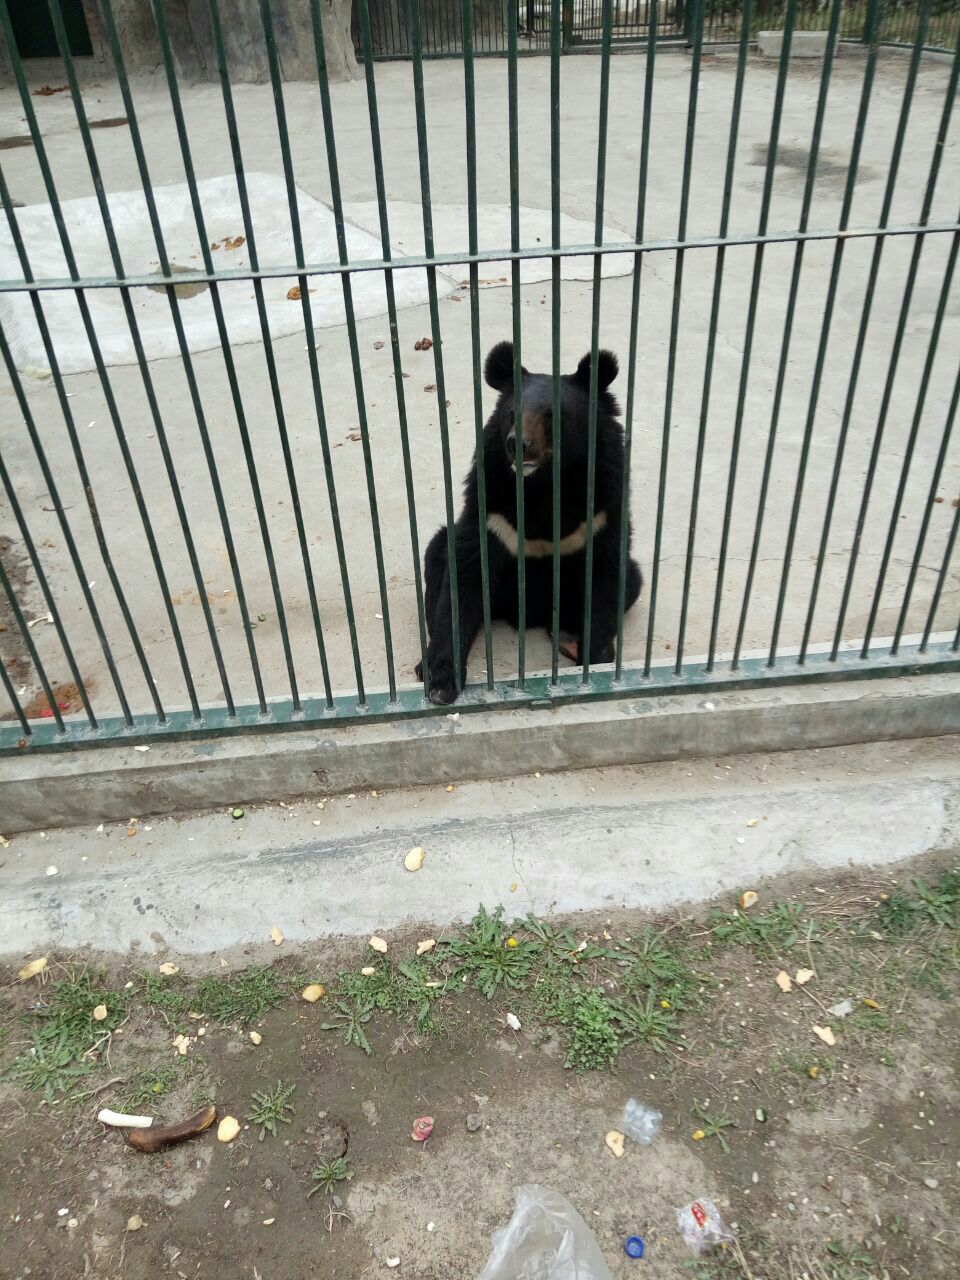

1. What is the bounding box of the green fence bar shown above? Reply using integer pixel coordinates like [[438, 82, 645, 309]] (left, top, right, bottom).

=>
[[829, 0, 935, 661], [409, 0, 463, 694], [550, 0, 563, 684], [615, 0, 657, 681], [357, 0, 432, 689], [151, 0, 299, 713], [764, 0, 845, 667], [893, 362, 960, 654], [99, 0, 265, 716], [709, 0, 797, 672], [461, 0, 496, 689], [797, 9, 886, 664], [508, 0, 527, 687], [644, 0, 704, 678], [674, 0, 752, 674], [305, 0, 399, 701], [579, 0, 614, 684]]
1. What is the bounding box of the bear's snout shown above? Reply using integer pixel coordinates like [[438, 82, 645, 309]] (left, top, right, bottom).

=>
[[506, 409, 550, 474]]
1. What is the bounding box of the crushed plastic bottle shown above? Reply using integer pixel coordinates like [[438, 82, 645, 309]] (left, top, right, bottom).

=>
[[676, 1199, 735, 1256], [620, 1098, 662, 1145]]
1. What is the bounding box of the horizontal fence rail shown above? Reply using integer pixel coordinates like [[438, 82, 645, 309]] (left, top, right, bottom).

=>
[[0, 0, 958, 754]]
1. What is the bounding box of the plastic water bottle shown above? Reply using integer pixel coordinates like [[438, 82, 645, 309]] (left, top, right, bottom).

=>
[[619, 1098, 662, 1145]]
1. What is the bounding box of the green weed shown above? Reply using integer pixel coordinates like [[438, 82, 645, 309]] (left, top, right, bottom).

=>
[[139, 974, 190, 1016], [9, 1034, 93, 1101], [196, 966, 290, 1024], [708, 901, 805, 954], [307, 1156, 352, 1197], [445, 906, 541, 999], [247, 1079, 295, 1139], [337, 959, 445, 1034], [615, 990, 681, 1052], [320, 999, 373, 1054], [692, 1098, 736, 1154], [123, 1062, 181, 1108]]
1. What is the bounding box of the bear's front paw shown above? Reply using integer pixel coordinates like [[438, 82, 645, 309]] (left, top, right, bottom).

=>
[[415, 659, 424, 681], [427, 674, 459, 706]]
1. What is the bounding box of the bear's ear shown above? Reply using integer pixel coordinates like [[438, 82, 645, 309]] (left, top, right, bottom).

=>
[[484, 341, 526, 392], [573, 349, 619, 391]]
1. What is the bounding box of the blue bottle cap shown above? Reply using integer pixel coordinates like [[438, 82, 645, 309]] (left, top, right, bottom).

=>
[[624, 1236, 645, 1259]]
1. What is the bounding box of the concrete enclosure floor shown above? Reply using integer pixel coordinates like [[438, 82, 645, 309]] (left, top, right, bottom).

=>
[[0, 47, 958, 725]]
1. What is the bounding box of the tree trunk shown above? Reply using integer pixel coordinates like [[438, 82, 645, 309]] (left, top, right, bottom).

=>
[[319, 0, 360, 81]]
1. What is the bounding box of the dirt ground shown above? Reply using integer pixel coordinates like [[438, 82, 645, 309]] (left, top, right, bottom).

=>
[[2, 853, 958, 1280]]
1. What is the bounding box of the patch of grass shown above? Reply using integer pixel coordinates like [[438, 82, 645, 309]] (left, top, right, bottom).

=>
[[123, 1062, 181, 1109], [9, 1033, 93, 1101], [620, 928, 700, 1009], [692, 1098, 736, 1154], [29, 968, 126, 1055], [515, 914, 616, 967], [445, 906, 541, 999], [139, 974, 190, 1016], [247, 1079, 295, 1139], [545, 983, 622, 1071], [876, 869, 959, 936], [775, 1050, 836, 1081], [337, 959, 446, 1034], [196, 966, 290, 1025], [615, 990, 681, 1052], [320, 999, 373, 1054], [307, 1156, 352, 1197], [708, 901, 806, 954]]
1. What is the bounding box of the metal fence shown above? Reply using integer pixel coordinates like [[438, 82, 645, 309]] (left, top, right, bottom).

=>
[[359, 0, 960, 57], [0, 0, 958, 754]]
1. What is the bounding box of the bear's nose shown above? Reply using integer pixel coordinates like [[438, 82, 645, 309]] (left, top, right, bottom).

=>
[[521, 435, 534, 459]]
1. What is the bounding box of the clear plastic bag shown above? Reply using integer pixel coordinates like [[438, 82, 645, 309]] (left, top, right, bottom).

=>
[[676, 1198, 735, 1256], [477, 1185, 615, 1280], [620, 1098, 662, 1145]]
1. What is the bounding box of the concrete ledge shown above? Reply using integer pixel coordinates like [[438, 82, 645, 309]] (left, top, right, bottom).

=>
[[757, 30, 833, 57], [2, 673, 958, 832]]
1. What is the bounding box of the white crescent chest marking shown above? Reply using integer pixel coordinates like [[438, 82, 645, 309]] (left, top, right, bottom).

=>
[[487, 511, 608, 559]]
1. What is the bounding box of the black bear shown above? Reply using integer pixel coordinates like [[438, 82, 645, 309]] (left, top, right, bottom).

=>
[[417, 340, 643, 705]]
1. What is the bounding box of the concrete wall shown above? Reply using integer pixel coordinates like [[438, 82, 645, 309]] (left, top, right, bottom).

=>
[[0, 0, 358, 84]]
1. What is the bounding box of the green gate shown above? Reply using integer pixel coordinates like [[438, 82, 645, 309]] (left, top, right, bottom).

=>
[[0, 0, 958, 754]]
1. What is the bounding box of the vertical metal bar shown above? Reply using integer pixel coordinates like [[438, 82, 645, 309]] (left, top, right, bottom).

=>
[[921, 494, 959, 651], [0, 49, 162, 722], [0, 547, 65, 732], [796, 7, 893, 663], [830, 0, 941, 660], [643, 0, 704, 678], [409, 0, 462, 691], [303, 0, 399, 702], [99, 0, 271, 717], [760, 0, 846, 666], [706, 0, 796, 672], [0, 609, 30, 736], [507, 0, 526, 687], [357, 0, 431, 689], [154, 4, 310, 714], [48, 0, 211, 720], [580, 0, 613, 683], [0, 443, 95, 726], [615, 0, 657, 681], [0, 314, 129, 722], [199, 0, 337, 713], [674, 0, 752, 674], [550, 0, 563, 685], [461, 0, 496, 688], [893, 363, 960, 653], [861, 225, 959, 655]]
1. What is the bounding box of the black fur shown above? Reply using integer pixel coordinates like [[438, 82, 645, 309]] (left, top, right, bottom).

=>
[[416, 342, 643, 705]]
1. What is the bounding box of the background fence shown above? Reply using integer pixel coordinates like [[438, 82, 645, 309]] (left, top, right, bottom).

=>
[[359, 0, 960, 56], [0, 0, 958, 753]]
